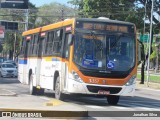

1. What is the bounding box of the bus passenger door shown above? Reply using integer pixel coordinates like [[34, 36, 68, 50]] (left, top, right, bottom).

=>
[[36, 35, 45, 86], [23, 40, 30, 84], [62, 33, 71, 90]]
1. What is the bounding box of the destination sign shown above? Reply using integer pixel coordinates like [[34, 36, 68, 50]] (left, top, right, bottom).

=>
[[83, 35, 104, 40], [82, 23, 128, 33]]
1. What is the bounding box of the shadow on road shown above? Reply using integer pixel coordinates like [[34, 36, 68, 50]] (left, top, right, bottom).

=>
[[41, 89, 160, 108]]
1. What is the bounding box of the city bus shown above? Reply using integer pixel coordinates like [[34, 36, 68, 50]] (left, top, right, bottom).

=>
[[18, 18, 138, 105]]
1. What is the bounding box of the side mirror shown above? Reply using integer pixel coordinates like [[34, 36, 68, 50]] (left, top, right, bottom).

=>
[[68, 34, 74, 45]]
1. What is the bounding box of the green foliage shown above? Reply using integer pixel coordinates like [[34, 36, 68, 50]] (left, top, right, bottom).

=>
[[150, 50, 156, 61], [68, 0, 159, 31], [1, 1, 36, 58], [35, 2, 77, 27]]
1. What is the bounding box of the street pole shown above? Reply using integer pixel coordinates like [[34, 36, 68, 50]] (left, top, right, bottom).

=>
[[25, 9, 29, 31], [143, 0, 147, 34], [61, 8, 64, 21], [140, 1, 147, 84], [13, 32, 16, 61], [147, 0, 154, 86]]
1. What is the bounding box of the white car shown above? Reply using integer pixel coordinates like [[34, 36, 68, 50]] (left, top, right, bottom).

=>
[[0, 63, 17, 78], [3, 60, 18, 68]]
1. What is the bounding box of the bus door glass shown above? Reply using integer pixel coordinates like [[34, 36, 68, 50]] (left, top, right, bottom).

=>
[[36, 32, 46, 86], [63, 33, 71, 89], [23, 36, 31, 84]]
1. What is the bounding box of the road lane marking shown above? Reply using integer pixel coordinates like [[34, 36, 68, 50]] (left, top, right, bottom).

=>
[[137, 88, 160, 92], [112, 106, 133, 110], [84, 105, 105, 109], [135, 107, 159, 111], [45, 99, 66, 106], [119, 100, 160, 104], [120, 102, 160, 111], [39, 97, 50, 101]]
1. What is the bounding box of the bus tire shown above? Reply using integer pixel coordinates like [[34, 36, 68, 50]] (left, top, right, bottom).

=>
[[107, 95, 119, 105], [29, 74, 37, 95], [55, 76, 65, 100]]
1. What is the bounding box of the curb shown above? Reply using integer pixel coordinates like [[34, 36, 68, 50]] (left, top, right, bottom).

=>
[[136, 81, 160, 90]]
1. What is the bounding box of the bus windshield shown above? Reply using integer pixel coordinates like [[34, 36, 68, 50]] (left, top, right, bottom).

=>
[[73, 32, 135, 71]]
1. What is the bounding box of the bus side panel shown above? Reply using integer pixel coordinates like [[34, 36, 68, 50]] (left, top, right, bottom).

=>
[[40, 57, 62, 90], [18, 59, 27, 83], [40, 58, 54, 90]]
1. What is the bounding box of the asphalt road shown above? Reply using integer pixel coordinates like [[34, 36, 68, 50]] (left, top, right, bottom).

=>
[[0, 77, 160, 120]]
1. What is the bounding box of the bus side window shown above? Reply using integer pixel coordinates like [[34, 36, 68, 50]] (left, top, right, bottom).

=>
[[63, 33, 70, 59], [53, 29, 63, 54], [33, 34, 38, 55], [45, 31, 54, 55], [24, 40, 30, 58], [20, 37, 25, 56], [28, 35, 32, 56], [31, 35, 36, 55]]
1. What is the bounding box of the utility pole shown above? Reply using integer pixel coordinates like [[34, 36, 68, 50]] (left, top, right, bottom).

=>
[[147, 0, 154, 86], [61, 8, 64, 21], [13, 32, 16, 61], [140, 0, 148, 84], [155, 35, 159, 73], [143, 0, 147, 34], [25, 9, 29, 31]]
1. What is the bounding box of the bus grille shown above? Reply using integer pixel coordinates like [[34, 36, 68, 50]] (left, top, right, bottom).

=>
[[86, 85, 122, 94]]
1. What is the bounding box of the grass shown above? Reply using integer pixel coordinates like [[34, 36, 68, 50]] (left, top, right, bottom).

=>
[[137, 73, 160, 83]]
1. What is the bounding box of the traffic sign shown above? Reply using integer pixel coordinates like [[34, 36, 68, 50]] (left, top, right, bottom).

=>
[[0, 21, 18, 31], [0, 26, 5, 39], [0, 0, 28, 9], [139, 34, 150, 43]]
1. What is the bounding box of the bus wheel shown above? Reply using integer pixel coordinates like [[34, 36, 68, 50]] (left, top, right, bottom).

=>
[[107, 95, 120, 105], [29, 74, 37, 95], [55, 76, 64, 100]]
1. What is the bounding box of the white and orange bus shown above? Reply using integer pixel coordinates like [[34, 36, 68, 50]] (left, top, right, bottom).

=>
[[18, 18, 138, 105]]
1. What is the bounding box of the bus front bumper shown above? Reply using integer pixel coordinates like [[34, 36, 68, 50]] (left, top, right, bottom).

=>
[[66, 79, 136, 96]]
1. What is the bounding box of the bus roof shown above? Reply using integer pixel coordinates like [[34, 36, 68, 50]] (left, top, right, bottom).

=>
[[22, 18, 75, 36], [75, 18, 135, 26], [22, 18, 134, 36]]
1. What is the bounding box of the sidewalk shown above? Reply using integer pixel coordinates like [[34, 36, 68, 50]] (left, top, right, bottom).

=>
[[0, 89, 88, 118], [136, 80, 160, 90]]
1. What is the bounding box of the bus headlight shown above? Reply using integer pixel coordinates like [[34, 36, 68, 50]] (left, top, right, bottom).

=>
[[125, 75, 136, 86], [72, 71, 83, 83]]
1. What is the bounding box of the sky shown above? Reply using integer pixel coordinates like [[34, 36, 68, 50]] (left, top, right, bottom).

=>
[[29, 0, 70, 7]]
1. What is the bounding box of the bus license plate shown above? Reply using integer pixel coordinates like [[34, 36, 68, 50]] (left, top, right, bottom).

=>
[[98, 90, 110, 95]]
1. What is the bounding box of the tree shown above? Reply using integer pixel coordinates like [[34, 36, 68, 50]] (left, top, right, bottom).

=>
[[35, 2, 77, 27], [1, 1, 37, 59], [68, 0, 144, 29], [68, 0, 160, 32]]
